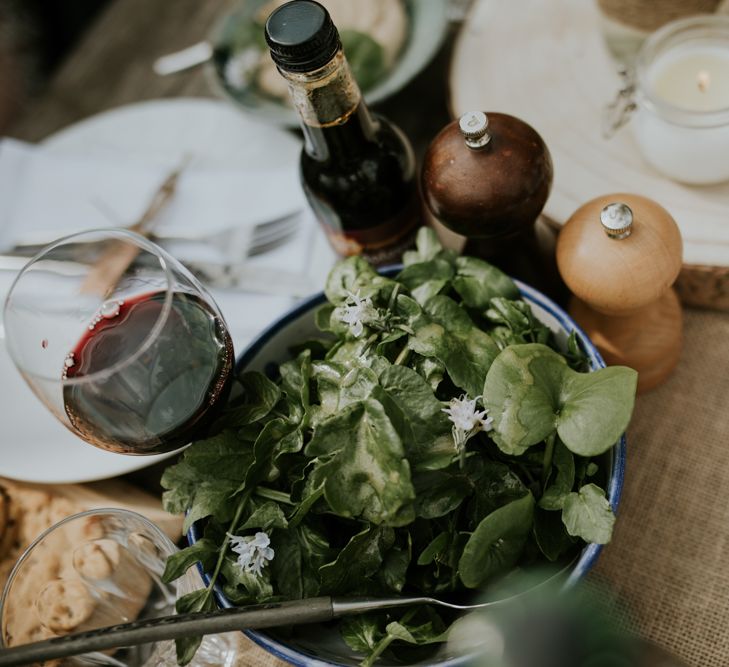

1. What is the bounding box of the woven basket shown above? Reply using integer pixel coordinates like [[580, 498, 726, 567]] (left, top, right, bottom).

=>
[[597, 0, 722, 31], [675, 264, 729, 311]]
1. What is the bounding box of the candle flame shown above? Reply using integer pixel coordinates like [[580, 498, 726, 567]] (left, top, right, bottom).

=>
[[697, 70, 711, 93]]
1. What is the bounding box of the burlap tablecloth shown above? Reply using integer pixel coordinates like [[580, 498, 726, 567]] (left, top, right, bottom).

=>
[[593, 308, 729, 666], [232, 308, 729, 666]]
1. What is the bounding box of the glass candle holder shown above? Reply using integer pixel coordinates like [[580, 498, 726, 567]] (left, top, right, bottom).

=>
[[604, 15, 729, 185]]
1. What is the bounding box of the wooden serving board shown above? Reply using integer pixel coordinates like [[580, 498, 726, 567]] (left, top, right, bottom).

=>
[[0, 477, 182, 590], [450, 0, 729, 309]]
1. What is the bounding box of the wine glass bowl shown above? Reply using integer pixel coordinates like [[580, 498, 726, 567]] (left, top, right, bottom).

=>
[[3, 229, 234, 455]]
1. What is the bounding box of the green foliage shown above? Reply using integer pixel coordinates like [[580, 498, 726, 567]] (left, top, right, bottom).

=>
[[161, 241, 636, 666], [562, 484, 616, 545], [484, 344, 637, 456], [458, 493, 535, 588]]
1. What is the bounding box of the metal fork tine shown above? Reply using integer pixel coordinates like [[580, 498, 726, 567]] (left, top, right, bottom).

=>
[[249, 220, 300, 248]]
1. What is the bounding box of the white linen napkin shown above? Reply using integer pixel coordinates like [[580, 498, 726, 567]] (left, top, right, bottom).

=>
[[0, 138, 305, 246]]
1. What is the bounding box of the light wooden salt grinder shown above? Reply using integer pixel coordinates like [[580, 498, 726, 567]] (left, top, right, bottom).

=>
[[556, 194, 683, 393], [421, 111, 566, 302]]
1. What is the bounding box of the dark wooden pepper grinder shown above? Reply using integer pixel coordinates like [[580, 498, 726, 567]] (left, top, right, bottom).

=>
[[421, 111, 565, 302]]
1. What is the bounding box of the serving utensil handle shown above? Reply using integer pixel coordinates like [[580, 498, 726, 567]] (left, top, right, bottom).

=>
[[0, 597, 334, 666]]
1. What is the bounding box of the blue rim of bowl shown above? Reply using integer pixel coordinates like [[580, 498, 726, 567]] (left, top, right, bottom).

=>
[[188, 271, 626, 667]]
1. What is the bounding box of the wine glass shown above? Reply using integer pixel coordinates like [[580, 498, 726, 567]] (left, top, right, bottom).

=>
[[2, 229, 234, 455], [0, 508, 239, 666]]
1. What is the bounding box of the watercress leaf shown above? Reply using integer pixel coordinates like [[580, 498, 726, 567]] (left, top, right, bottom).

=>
[[341, 614, 385, 653], [298, 521, 335, 570], [385, 620, 448, 645], [169, 431, 254, 482], [315, 304, 336, 332], [243, 418, 294, 490], [319, 525, 395, 594], [162, 538, 218, 583], [557, 366, 638, 456], [402, 227, 444, 266], [565, 330, 590, 371], [162, 433, 252, 531], [396, 259, 454, 306], [458, 492, 535, 588], [561, 483, 615, 545], [539, 441, 575, 511], [533, 507, 577, 562], [307, 399, 416, 526], [379, 546, 410, 593], [160, 460, 200, 517], [174, 589, 215, 666], [325, 256, 377, 305], [313, 361, 379, 414], [221, 555, 274, 602], [224, 372, 281, 426], [324, 256, 398, 308], [417, 532, 449, 566], [280, 350, 311, 412], [485, 298, 551, 346], [376, 329, 407, 356], [274, 428, 304, 465], [183, 480, 239, 533], [413, 468, 472, 519], [408, 295, 499, 397], [482, 345, 564, 455], [379, 365, 451, 456], [412, 356, 445, 391], [240, 501, 288, 532], [586, 462, 599, 477], [289, 461, 327, 527], [483, 344, 637, 456], [467, 461, 529, 523], [412, 434, 459, 471], [270, 527, 319, 600], [452, 256, 519, 309]]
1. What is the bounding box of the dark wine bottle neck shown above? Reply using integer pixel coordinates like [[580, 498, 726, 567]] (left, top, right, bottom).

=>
[[280, 50, 378, 162]]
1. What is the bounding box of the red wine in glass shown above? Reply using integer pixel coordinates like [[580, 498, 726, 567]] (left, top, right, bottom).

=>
[[62, 290, 234, 454]]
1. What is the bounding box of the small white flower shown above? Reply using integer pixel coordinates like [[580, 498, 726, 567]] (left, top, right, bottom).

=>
[[339, 290, 375, 338], [223, 48, 259, 89], [443, 394, 493, 452], [228, 531, 274, 577]]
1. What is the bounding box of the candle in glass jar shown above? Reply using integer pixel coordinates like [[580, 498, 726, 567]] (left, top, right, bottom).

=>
[[650, 48, 729, 112], [627, 16, 729, 185]]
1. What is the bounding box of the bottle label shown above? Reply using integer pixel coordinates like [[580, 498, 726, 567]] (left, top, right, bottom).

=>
[[307, 192, 421, 267]]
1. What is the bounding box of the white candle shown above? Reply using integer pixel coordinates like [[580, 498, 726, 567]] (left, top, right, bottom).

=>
[[628, 17, 729, 185], [650, 48, 729, 112]]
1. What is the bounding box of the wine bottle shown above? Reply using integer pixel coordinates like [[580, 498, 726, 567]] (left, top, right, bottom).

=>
[[264, 0, 420, 266]]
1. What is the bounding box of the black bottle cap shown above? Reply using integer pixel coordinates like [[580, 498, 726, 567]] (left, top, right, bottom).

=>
[[265, 0, 341, 73]]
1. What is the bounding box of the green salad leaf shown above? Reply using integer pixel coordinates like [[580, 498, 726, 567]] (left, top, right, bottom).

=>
[[484, 344, 638, 456], [161, 231, 637, 667], [562, 483, 616, 545]]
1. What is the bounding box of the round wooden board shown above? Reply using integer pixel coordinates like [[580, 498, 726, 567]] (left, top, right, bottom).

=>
[[449, 0, 729, 307]]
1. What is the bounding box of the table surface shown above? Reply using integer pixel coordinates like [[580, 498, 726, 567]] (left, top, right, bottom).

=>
[[8, 2, 729, 667]]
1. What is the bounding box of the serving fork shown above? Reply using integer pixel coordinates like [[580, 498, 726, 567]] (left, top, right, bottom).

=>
[[0, 589, 689, 667]]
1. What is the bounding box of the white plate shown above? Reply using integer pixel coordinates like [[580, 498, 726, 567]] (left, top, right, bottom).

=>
[[450, 0, 729, 267], [0, 98, 315, 483]]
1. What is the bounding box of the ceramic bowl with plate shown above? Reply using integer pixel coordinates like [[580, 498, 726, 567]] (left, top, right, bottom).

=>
[[188, 275, 626, 666], [208, 0, 450, 127]]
